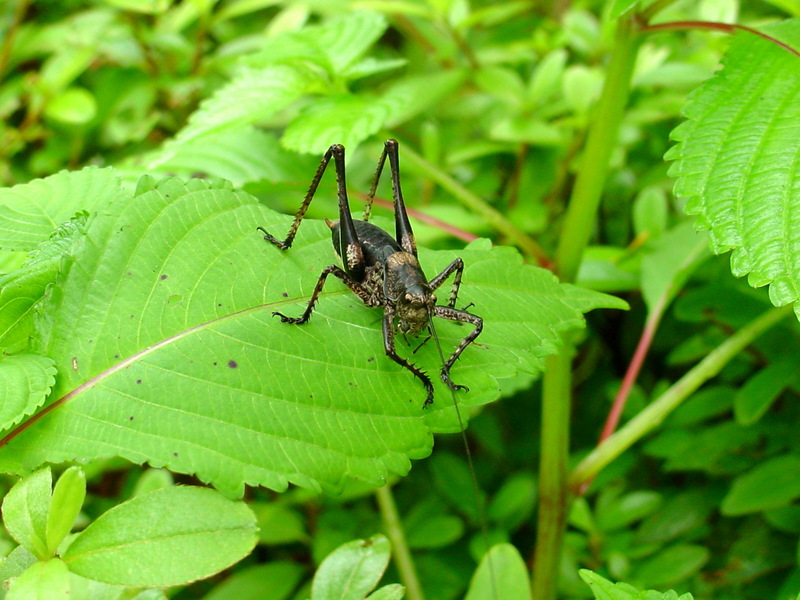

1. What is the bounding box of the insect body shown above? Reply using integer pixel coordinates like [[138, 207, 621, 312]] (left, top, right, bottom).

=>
[[258, 139, 482, 407]]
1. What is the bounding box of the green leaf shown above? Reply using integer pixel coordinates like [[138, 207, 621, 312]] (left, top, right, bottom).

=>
[[6, 558, 70, 600], [596, 491, 662, 532], [667, 21, 800, 317], [366, 584, 405, 600], [579, 569, 695, 600], [312, 12, 388, 73], [283, 94, 393, 155], [43, 87, 97, 125], [0, 173, 618, 496], [486, 472, 536, 528], [0, 167, 120, 251], [0, 545, 38, 582], [2, 468, 52, 560], [722, 454, 800, 515], [152, 65, 317, 166], [734, 356, 798, 425], [640, 221, 710, 314], [201, 562, 305, 600], [62, 486, 257, 586], [0, 355, 56, 431], [0, 212, 88, 353], [382, 70, 468, 129], [46, 467, 86, 556], [252, 502, 307, 544], [311, 534, 391, 600], [632, 544, 709, 588], [465, 543, 531, 600], [131, 128, 313, 187], [632, 187, 668, 240]]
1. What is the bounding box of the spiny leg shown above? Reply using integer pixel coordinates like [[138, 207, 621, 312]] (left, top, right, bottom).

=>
[[428, 257, 464, 309], [362, 140, 418, 257], [257, 144, 339, 250], [274, 264, 367, 324], [432, 305, 483, 391], [383, 306, 435, 407]]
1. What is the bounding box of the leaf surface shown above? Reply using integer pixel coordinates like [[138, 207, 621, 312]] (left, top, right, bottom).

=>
[[0, 173, 622, 495], [62, 486, 257, 586], [667, 22, 800, 317]]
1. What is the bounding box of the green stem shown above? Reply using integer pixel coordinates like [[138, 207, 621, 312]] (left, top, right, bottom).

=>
[[531, 351, 573, 600], [398, 143, 549, 264], [376, 484, 425, 600], [554, 15, 639, 283], [569, 304, 793, 491], [532, 15, 640, 600]]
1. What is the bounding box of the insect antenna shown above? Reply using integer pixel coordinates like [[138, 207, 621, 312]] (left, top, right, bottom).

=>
[[426, 310, 498, 600]]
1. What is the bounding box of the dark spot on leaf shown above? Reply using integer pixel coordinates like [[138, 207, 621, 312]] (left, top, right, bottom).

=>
[[129, 416, 134, 421], [173, 452, 179, 457], [160, 274, 168, 280], [114, 354, 120, 359], [213, 362, 218, 366], [127, 272, 132, 276], [228, 360, 238, 368], [282, 292, 288, 297], [367, 356, 375, 362], [136, 379, 142, 384]]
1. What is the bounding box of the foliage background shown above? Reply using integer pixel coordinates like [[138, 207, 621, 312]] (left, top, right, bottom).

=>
[[1, 0, 800, 599]]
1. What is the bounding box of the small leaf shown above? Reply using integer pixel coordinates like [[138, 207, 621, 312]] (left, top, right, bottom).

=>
[[313, 12, 387, 72], [632, 544, 709, 588], [62, 486, 257, 586], [734, 357, 798, 425], [366, 584, 405, 600], [283, 94, 392, 155], [2, 468, 52, 559], [152, 65, 317, 166], [6, 558, 70, 600], [43, 87, 97, 125], [311, 534, 391, 600], [640, 221, 710, 314], [465, 543, 531, 600], [722, 455, 800, 515], [596, 491, 662, 532], [201, 562, 305, 600], [0, 355, 56, 431], [0, 167, 120, 251], [46, 467, 86, 555], [0, 212, 89, 353]]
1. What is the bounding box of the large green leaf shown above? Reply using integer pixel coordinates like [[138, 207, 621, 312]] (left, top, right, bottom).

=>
[[0, 172, 623, 496], [667, 22, 800, 317]]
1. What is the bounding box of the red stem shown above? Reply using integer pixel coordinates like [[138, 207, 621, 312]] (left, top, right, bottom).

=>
[[641, 20, 800, 59]]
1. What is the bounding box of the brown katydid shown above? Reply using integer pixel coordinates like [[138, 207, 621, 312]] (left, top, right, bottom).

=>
[[258, 139, 482, 407]]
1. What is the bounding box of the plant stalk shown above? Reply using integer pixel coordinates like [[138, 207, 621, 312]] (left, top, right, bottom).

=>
[[376, 484, 425, 600], [532, 15, 640, 600], [569, 304, 793, 491]]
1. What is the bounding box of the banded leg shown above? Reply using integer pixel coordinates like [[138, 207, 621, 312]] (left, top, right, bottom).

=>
[[258, 145, 337, 250], [259, 145, 365, 281], [383, 305, 435, 407], [432, 305, 483, 391], [427, 257, 465, 309], [274, 265, 367, 324]]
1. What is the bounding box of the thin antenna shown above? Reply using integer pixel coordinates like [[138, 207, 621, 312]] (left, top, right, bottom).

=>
[[427, 311, 498, 600]]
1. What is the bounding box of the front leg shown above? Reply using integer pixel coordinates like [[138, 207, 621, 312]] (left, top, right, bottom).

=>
[[275, 265, 366, 324], [432, 305, 483, 391], [427, 257, 464, 309], [382, 306, 435, 408]]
